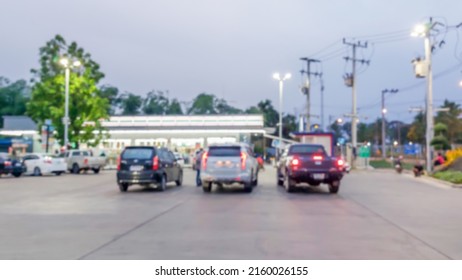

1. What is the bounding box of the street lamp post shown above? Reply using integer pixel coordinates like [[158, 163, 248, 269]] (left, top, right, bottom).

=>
[[59, 57, 81, 149], [273, 72, 291, 158], [381, 89, 398, 159]]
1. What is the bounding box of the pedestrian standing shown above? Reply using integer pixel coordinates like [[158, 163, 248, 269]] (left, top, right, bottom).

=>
[[195, 148, 204, 187]]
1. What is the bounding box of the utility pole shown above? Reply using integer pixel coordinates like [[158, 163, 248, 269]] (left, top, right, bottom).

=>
[[343, 39, 369, 168], [381, 89, 398, 159], [411, 18, 444, 173], [320, 73, 325, 131], [300, 57, 321, 132]]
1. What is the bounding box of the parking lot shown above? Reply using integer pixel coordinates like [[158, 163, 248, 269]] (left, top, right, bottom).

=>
[[1, 167, 462, 259]]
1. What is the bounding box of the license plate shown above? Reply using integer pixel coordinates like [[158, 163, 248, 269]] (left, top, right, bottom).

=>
[[130, 165, 143, 171], [313, 173, 325, 180], [15, 163, 21, 167], [216, 161, 233, 168]]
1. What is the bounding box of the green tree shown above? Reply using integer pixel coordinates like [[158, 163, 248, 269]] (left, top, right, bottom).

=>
[[329, 120, 343, 140], [342, 121, 352, 141], [257, 99, 278, 127], [143, 90, 169, 115], [281, 114, 297, 138], [27, 35, 109, 147], [407, 112, 425, 144], [435, 99, 462, 144], [187, 93, 241, 115], [119, 93, 142, 115], [215, 98, 242, 114], [99, 85, 120, 115], [167, 98, 183, 115], [0, 78, 30, 127], [187, 93, 216, 114], [431, 122, 450, 150], [245, 106, 261, 114]]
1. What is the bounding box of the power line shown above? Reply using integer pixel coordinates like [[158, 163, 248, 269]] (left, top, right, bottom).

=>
[[346, 29, 410, 39], [308, 39, 342, 57]]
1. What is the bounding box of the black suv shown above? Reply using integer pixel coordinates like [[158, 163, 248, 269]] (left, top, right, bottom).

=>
[[116, 146, 183, 192], [0, 153, 26, 178]]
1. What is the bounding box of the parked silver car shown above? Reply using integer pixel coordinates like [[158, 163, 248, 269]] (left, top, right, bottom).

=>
[[200, 143, 259, 193]]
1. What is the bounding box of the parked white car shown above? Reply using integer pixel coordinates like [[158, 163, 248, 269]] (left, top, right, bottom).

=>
[[22, 153, 67, 176], [173, 152, 185, 168]]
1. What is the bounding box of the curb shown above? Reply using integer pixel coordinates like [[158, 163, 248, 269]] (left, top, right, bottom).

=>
[[368, 168, 462, 188], [424, 176, 462, 188]]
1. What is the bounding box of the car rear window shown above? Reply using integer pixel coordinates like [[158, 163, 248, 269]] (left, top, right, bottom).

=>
[[208, 146, 241, 157], [122, 148, 155, 159], [289, 145, 326, 155]]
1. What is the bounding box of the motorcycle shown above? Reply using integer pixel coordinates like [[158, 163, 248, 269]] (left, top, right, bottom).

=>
[[394, 162, 403, 174], [413, 164, 424, 177]]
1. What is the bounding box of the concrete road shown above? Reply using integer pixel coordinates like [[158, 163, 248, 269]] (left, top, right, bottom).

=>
[[0, 167, 461, 259]]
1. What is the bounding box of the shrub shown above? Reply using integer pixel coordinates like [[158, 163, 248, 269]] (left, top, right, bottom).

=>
[[445, 149, 462, 166], [433, 170, 462, 184]]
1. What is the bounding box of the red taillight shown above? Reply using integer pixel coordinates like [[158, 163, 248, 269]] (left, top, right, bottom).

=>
[[152, 156, 159, 171], [337, 159, 344, 166], [84, 158, 89, 165], [291, 158, 300, 166], [4, 161, 11, 167], [202, 152, 208, 169], [117, 156, 121, 171], [313, 155, 323, 161], [240, 152, 247, 170]]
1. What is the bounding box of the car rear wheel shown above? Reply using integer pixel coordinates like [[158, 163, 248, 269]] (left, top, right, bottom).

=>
[[277, 171, 283, 186], [12, 172, 22, 178], [119, 183, 129, 192], [158, 174, 167, 191], [202, 182, 212, 193], [175, 171, 183, 186], [55, 172, 63, 176], [329, 180, 340, 194], [72, 164, 80, 174], [285, 174, 296, 193], [252, 170, 258, 187], [244, 182, 253, 193], [92, 168, 100, 174], [33, 167, 42, 176]]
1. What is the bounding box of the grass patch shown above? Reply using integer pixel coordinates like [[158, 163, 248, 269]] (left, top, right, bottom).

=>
[[433, 171, 462, 184], [369, 159, 414, 170]]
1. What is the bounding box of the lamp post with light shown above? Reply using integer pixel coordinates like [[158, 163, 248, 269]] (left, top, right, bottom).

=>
[[381, 89, 398, 159], [59, 57, 81, 149], [273, 72, 291, 158]]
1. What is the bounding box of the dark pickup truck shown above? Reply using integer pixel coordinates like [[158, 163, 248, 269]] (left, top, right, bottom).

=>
[[276, 144, 344, 193]]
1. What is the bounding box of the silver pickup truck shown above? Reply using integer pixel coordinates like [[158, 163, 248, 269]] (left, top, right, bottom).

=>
[[62, 150, 106, 174]]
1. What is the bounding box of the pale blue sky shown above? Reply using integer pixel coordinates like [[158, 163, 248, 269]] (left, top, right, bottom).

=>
[[1, 0, 462, 124]]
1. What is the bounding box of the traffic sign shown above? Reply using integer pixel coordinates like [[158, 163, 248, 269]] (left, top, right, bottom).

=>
[[359, 145, 371, 158], [271, 139, 280, 148]]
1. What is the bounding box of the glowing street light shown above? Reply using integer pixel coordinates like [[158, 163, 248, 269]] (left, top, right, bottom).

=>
[[411, 24, 427, 37], [273, 72, 291, 158]]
